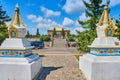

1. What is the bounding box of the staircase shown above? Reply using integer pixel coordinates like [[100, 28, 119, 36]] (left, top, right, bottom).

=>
[[53, 39, 67, 47]]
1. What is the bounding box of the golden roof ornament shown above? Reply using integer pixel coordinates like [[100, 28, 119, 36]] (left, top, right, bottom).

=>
[[8, 4, 26, 38], [96, 4, 110, 26], [13, 4, 20, 26], [96, 4, 117, 38]]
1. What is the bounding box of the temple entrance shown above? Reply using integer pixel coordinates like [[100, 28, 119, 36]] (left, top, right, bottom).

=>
[[48, 27, 70, 39], [56, 32, 62, 39]]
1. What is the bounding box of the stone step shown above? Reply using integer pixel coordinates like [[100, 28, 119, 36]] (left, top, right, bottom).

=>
[[53, 39, 67, 47]]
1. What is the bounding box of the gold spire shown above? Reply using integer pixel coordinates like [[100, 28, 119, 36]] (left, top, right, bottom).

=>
[[7, 4, 26, 38], [97, 4, 110, 26], [19, 15, 25, 28], [13, 4, 20, 26], [9, 4, 26, 27]]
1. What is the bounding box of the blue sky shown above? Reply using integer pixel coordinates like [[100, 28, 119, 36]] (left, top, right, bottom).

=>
[[1, 0, 120, 35]]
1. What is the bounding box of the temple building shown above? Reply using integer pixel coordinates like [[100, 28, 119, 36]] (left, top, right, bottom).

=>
[[0, 4, 42, 80], [48, 27, 70, 38]]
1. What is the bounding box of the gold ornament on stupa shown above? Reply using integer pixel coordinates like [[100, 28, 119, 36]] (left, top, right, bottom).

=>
[[8, 4, 26, 38], [96, 4, 117, 38]]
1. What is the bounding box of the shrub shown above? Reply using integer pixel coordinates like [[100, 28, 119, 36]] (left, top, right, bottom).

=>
[[40, 35, 51, 41], [67, 35, 75, 41]]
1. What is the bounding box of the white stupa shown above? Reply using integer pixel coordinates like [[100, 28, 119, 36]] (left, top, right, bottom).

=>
[[0, 4, 42, 80], [80, 4, 120, 80]]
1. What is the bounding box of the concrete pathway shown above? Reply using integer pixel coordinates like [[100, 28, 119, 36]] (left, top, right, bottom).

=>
[[32, 47, 80, 55], [38, 55, 86, 80]]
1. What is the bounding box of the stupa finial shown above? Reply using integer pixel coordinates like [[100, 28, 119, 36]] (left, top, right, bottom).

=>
[[13, 3, 20, 27], [7, 4, 26, 38], [97, 4, 110, 26], [16, 3, 19, 8], [96, 4, 117, 38], [103, 4, 109, 24]]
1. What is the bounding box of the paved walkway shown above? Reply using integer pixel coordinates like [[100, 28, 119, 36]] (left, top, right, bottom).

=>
[[38, 55, 86, 80], [32, 47, 80, 55]]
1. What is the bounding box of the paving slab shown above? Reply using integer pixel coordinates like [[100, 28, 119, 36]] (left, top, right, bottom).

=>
[[38, 55, 86, 80], [32, 47, 80, 55]]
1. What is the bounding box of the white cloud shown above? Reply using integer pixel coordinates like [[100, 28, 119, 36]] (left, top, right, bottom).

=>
[[36, 19, 60, 29], [40, 6, 61, 17], [62, 17, 75, 27], [27, 15, 85, 35], [79, 12, 90, 22], [102, 0, 120, 7], [71, 27, 85, 34], [27, 14, 38, 22], [27, 14, 60, 29], [109, 1, 120, 7], [62, 17, 85, 34], [63, 0, 120, 14], [62, 0, 85, 14]]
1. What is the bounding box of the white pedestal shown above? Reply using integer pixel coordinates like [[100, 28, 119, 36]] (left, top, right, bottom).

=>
[[0, 54, 42, 80], [79, 54, 120, 80]]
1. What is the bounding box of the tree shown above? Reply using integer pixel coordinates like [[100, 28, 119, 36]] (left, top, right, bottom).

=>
[[115, 16, 120, 40], [0, 4, 11, 44], [0, 5, 11, 25], [27, 30, 30, 36], [78, 0, 109, 30], [67, 35, 75, 41], [52, 28, 56, 37], [26, 30, 30, 38], [36, 28, 40, 37], [61, 28, 65, 38], [77, 0, 110, 52], [39, 35, 51, 41], [0, 23, 8, 44]]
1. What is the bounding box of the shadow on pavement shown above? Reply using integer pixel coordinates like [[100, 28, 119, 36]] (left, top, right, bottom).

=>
[[39, 66, 63, 80]]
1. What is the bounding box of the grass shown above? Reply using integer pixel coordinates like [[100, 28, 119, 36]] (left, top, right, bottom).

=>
[[35, 53, 45, 57], [75, 54, 85, 61], [75, 55, 80, 61], [39, 54, 45, 57]]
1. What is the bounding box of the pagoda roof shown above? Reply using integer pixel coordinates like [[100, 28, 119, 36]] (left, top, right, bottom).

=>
[[55, 27, 62, 31]]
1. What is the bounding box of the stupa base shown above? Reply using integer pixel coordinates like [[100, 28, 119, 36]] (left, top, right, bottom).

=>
[[0, 54, 42, 80], [79, 54, 120, 80]]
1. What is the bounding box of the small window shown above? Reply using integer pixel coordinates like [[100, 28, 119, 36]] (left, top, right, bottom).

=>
[[2, 52, 4, 55], [10, 30, 16, 38], [119, 51, 120, 53], [106, 29, 112, 37]]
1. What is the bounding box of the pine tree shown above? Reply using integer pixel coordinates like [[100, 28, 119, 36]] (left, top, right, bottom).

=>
[[36, 28, 40, 37], [77, 0, 110, 52], [26, 30, 30, 38], [0, 4, 11, 44], [0, 5, 11, 25], [78, 0, 109, 30], [27, 30, 30, 36], [52, 28, 56, 37], [115, 16, 120, 40], [0, 23, 8, 44], [61, 28, 65, 38]]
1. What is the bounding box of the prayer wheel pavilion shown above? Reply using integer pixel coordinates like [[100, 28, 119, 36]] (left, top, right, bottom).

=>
[[0, 4, 42, 80], [80, 4, 120, 80]]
